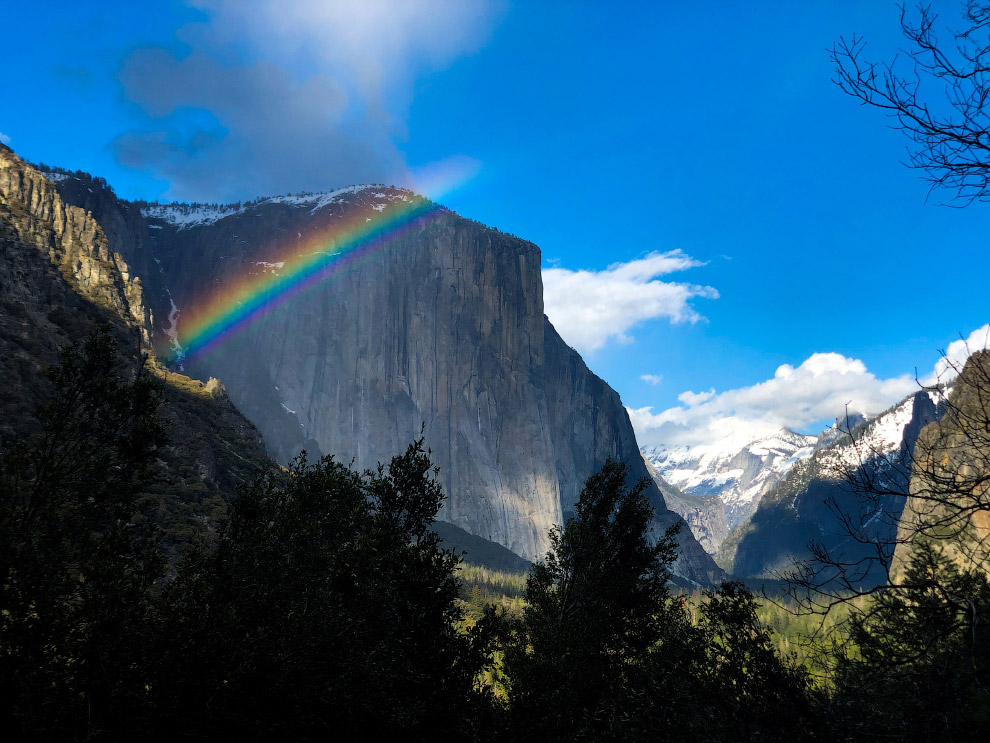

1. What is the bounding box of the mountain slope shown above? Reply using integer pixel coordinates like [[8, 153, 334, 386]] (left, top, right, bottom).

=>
[[719, 390, 940, 584], [894, 352, 990, 575], [0, 145, 272, 554], [642, 456, 729, 554]]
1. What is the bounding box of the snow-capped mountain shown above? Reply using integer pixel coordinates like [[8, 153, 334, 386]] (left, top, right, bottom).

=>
[[721, 389, 942, 582], [642, 428, 817, 531]]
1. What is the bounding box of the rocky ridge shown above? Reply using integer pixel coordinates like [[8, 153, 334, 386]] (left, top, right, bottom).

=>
[[0, 145, 272, 556], [2, 148, 151, 342]]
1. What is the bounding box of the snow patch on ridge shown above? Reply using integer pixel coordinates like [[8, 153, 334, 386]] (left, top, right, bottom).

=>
[[142, 202, 246, 229], [140, 186, 417, 229], [818, 395, 917, 473], [255, 261, 285, 276], [41, 171, 72, 183], [643, 428, 817, 527]]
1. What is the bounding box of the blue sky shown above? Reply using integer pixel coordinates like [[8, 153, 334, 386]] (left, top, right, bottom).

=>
[[3, 1, 989, 450]]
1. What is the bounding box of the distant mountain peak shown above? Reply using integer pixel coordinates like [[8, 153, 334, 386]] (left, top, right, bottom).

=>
[[642, 427, 817, 532]]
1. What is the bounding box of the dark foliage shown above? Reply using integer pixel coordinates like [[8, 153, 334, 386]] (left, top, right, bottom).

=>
[[13, 331, 989, 743], [504, 460, 682, 740], [691, 582, 815, 742], [504, 460, 814, 743], [0, 330, 500, 740], [830, 542, 990, 742], [0, 326, 167, 739], [153, 442, 502, 741]]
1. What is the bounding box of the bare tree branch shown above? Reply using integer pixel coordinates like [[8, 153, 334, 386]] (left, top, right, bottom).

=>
[[832, 2, 990, 205]]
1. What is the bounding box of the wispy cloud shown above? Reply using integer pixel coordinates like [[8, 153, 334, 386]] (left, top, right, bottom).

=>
[[542, 250, 718, 354], [408, 154, 483, 200], [111, 0, 504, 201], [640, 374, 663, 386], [0, 131, 10, 145]]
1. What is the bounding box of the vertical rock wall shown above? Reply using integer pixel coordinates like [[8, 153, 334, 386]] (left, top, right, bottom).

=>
[[42, 173, 721, 580]]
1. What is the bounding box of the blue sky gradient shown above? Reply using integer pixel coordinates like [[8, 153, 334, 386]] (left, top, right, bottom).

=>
[[3, 0, 988, 448]]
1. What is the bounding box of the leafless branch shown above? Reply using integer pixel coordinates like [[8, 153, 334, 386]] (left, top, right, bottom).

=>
[[831, 2, 990, 205]]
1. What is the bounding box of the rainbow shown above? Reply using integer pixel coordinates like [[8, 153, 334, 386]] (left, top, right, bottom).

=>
[[171, 194, 447, 363]]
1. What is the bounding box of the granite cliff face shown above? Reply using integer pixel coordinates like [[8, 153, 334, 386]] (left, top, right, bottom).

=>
[[33, 173, 719, 580], [538, 330, 719, 579], [143, 196, 718, 579], [141, 193, 562, 562]]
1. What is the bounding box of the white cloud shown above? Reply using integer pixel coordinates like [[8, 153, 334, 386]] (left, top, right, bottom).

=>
[[630, 352, 917, 451], [187, 0, 500, 108], [0, 131, 10, 145], [542, 250, 718, 354], [926, 324, 990, 384], [677, 388, 715, 406], [640, 374, 663, 386], [631, 324, 990, 452]]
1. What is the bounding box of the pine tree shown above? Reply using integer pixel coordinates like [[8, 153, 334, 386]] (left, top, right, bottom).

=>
[[0, 326, 167, 739], [832, 541, 990, 742], [504, 459, 683, 740], [154, 440, 502, 740]]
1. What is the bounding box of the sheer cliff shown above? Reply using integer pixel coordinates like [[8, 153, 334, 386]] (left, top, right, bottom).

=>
[[36, 164, 721, 582]]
